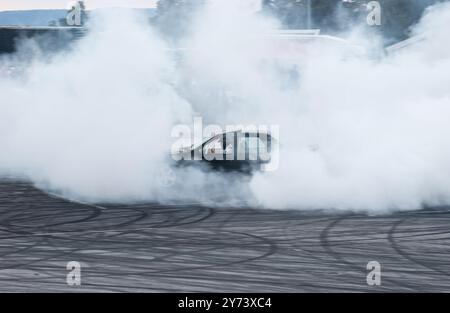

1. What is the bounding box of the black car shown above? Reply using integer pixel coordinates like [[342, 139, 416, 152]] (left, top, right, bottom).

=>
[[173, 130, 277, 174]]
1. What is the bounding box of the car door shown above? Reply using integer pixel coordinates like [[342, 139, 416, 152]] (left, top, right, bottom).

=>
[[203, 133, 244, 171]]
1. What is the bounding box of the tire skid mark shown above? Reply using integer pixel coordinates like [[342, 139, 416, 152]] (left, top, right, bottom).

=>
[[387, 217, 450, 277]]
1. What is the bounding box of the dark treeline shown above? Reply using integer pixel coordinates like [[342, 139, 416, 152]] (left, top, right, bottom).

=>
[[153, 0, 448, 44], [1, 0, 446, 54], [152, 0, 205, 41]]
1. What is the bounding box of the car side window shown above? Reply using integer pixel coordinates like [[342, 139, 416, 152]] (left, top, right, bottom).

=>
[[238, 135, 268, 160], [247, 137, 259, 159], [203, 136, 223, 155]]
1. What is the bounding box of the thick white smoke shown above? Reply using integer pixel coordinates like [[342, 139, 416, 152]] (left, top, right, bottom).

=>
[[0, 10, 194, 202], [249, 3, 450, 212], [0, 2, 449, 212], [184, 1, 450, 212]]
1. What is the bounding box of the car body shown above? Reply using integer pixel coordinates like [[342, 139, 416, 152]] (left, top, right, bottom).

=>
[[172, 130, 277, 174]]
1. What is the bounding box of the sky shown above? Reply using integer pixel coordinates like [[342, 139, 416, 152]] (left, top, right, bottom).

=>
[[0, 0, 157, 11]]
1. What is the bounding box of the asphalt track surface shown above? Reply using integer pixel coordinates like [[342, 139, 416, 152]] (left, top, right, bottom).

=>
[[0, 180, 450, 292]]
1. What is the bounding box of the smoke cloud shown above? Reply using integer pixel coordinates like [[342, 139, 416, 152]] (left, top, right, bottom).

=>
[[1, 2, 449, 212]]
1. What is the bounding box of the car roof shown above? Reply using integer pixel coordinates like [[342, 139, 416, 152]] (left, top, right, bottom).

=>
[[208, 130, 272, 138]]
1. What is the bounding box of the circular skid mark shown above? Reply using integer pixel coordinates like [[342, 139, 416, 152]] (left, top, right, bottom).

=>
[[1, 180, 450, 292], [388, 214, 450, 277]]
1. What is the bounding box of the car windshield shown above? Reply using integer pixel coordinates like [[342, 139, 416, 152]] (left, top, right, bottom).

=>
[[203, 136, 223, 155]]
